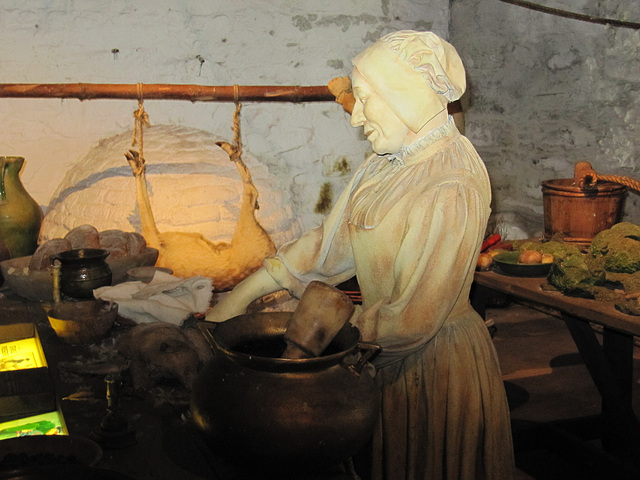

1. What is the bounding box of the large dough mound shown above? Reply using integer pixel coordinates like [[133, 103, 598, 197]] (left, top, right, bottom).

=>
[[40, 124, 302, 249]]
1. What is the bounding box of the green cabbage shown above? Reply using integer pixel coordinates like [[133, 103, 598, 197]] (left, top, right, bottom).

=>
[[590, 222, 640, 273]]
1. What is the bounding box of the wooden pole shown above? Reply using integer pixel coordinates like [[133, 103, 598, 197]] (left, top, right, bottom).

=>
[[0, 83, 334, 102]]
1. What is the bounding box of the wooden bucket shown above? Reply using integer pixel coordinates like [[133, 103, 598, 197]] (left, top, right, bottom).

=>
[[542, 179, 627, 245]]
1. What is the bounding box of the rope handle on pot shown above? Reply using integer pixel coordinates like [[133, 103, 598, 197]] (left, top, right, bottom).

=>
[[574, 161, 640, 192], [597, 174, 640, 192]]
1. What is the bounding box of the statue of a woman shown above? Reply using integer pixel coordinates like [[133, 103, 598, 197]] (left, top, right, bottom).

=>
[[207, 30, 515, 480]]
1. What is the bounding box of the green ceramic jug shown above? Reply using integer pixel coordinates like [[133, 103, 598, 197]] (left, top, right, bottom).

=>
[[0, 156, 44, 258]]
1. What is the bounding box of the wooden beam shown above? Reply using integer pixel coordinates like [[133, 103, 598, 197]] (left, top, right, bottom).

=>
[[0, 83, 334, 103]]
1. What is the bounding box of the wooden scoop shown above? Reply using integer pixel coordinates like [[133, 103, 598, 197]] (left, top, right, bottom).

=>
[[282, 280, 355, 359]]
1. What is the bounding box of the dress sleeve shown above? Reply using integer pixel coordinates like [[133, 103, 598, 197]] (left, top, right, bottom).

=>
[[263, 170, 364, 298], [353, 180, 488, 345]]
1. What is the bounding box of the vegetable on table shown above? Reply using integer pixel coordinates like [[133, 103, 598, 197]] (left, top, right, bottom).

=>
[[481, 234, 501, 252]]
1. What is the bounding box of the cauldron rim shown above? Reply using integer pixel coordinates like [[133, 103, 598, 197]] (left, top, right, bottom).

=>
[[198, 312, 361, 372]]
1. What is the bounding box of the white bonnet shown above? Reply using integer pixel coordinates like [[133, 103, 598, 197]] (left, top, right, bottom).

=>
[[352, 31, 466, 132]]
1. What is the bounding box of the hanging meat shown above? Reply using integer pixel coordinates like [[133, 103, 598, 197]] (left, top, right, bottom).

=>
[[124, 103, 276, 291]]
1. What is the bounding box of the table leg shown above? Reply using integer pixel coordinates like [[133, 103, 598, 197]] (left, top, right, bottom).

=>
[[562, 313, 640, 470], [602, 326, 634, 403]]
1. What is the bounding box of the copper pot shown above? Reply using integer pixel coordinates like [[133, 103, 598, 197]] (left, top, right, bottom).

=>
[[190, 312, 380, 473]]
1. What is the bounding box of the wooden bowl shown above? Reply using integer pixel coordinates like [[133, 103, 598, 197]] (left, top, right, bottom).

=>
[[47, 300, 118, 344], [0, 248, 159, 302]]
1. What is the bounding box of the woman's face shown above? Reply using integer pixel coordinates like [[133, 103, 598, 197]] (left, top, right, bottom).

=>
[[350, 68, 410, 155]]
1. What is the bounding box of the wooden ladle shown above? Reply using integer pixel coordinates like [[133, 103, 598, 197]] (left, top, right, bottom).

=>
[[282, 280, 355, 359]]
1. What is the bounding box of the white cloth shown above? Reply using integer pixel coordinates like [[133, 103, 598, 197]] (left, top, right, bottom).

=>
[[94, 272, 213, 325]]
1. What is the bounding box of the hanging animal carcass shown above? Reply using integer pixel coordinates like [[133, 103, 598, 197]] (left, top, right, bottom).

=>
[[125, 104, 276, 291]]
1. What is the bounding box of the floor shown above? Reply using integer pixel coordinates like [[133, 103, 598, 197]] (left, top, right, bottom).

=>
[[488, 300, 640, 479]]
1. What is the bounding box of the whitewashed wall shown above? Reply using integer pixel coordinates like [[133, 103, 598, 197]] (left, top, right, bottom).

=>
[[0, 0, 450, 233], [7, 1, 633, 242]]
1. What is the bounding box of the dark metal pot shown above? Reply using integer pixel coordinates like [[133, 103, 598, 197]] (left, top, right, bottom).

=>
[[190, 312, 380, 473], [51, 248, 112, 299]]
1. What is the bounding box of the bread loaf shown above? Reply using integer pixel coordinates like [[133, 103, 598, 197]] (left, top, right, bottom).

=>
[[64, 224, 101, 249], [29, 238, 73, 271], [128, 232, 147, 255], [99, 229, 131, 259], [31, 226, 148, 269]]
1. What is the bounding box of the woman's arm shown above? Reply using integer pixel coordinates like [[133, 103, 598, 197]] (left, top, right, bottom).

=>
[[205, 162, 369, 323]]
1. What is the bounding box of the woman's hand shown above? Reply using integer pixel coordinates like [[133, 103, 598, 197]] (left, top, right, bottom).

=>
[[204, 267, 283, 322], [328, 76, 355, 114], [205, 293, 249, 322]]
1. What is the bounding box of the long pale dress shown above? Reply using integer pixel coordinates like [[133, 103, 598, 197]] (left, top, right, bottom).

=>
[[263, 117, 516, 480]]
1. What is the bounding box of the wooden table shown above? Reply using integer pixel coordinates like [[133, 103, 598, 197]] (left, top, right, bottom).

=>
[[472, 270, 640, 476]]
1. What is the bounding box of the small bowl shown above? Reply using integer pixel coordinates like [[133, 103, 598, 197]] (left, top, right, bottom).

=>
[[126, 266, 173, 282], [493, 251, 553, 277], [48, 300, 118, 344]]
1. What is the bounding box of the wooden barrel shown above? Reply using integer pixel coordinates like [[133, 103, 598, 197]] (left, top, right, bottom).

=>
[[542, 179, 627, 245]]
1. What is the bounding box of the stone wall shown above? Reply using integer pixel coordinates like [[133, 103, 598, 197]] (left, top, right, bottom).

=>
[[451, 0, 640, 238]]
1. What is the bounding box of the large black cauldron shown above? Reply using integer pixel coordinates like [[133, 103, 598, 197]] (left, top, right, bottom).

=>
[[190, 312, 380, 474]]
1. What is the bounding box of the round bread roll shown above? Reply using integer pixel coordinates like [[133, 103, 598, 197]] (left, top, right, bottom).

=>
[[127, 232, 147, 255], [64, 224, 101, 249], [98, 229, 131, 259], [29, 238, 73, 271]]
